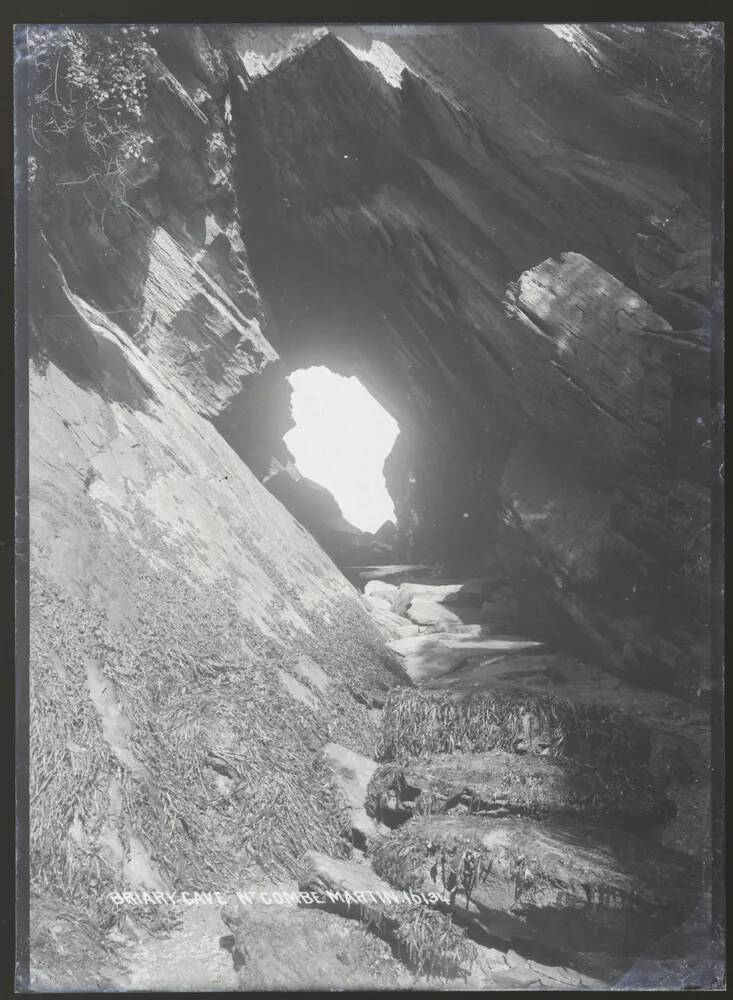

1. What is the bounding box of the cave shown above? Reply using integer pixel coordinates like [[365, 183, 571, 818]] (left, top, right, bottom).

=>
[[19, 22, 722, 992], [285, 366, 399, 534], [206, 24, 716, 696]]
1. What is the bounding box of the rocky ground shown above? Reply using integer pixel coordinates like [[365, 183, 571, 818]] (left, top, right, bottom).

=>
[[69, 567, 716, 992]]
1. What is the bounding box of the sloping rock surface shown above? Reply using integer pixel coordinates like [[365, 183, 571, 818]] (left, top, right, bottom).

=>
[[28, 251, 404, 916]]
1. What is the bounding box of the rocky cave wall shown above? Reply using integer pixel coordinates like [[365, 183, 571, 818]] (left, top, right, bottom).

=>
[[25, 21, 719, 789], [222, 24, 719, 697], [22, 23, 407, 916]]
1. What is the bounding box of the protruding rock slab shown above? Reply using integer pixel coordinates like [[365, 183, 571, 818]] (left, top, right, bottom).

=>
[[386, 632, 543, 683], [369, 816, 702, 975], [320, 743, 380, 844], [366, 751, 673, 829], [376, 687, 652, 767], [299, 851, 476, 977], [502, 252, 673, 466], [386, 636, 471, 683], [392, 581, 483, 617]]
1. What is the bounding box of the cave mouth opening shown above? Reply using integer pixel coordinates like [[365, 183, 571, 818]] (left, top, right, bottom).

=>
[[285, 365, 400, 534]]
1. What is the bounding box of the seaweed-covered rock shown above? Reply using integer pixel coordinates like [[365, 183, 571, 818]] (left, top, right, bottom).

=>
[[376, 687, 652, 767], [366, 751, 674, 829], [298, 851, 476, 977], [369, 815, 702, 976]]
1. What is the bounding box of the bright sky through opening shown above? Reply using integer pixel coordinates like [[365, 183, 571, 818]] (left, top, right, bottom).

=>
[[285, 366, 399, 533]]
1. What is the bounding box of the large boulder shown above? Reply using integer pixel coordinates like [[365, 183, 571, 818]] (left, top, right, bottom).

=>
[[369, 815, 703, 977], [418, 650, 711, 858], [366, 751, 673, 829], [376, 687, 652, 767]]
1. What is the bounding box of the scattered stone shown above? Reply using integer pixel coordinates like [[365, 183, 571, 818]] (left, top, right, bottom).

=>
[[406, 599, 462, 627], [292, 654, 331, 693], [429, 623, 484, 637], [276, 668, 319, 710]]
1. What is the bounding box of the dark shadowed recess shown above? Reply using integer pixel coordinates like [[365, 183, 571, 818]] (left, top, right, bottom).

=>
[[201, 24, 717, 700]]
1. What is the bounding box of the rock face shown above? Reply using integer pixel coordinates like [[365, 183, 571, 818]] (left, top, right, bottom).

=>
[[28, 268, 406, 910], [220, 24, 716, 697], [23, 27, 407, 920], [368, 815, 703, 977], [23, 26, 716, 700], [496, 255, 712, 697], [502, 253, 675, 466], [20, 21, 718, 988]]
